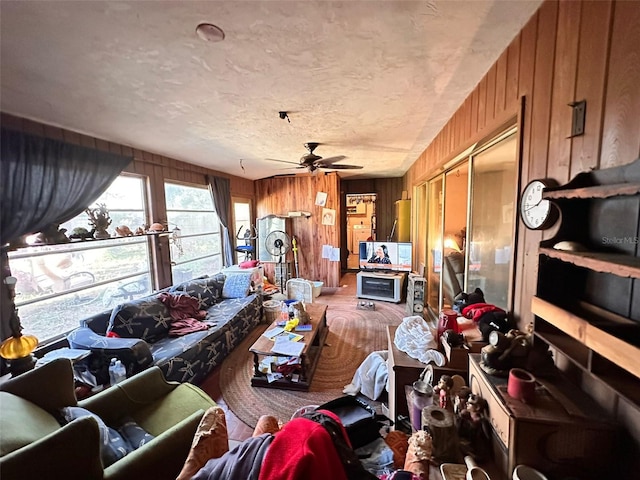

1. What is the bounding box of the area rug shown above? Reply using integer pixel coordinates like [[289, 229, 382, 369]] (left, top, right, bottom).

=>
[[219, 293, 406, 428]]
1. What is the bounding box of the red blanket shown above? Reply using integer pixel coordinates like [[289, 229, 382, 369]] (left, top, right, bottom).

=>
[[158, 292, 208, 336], [462, 302, 505, 323]]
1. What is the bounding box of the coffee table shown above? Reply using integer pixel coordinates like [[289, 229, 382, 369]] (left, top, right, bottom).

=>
[[250, 303, 328, 391]]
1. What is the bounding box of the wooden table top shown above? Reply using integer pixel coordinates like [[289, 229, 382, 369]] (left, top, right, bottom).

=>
[[249, 303, 328, 356]]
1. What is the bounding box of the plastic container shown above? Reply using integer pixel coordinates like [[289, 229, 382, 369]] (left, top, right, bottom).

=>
[[108, 358, 127, 385], [311, 281, 323, 299], [438, 309, 460, 346], [280, 301, 289, 321]]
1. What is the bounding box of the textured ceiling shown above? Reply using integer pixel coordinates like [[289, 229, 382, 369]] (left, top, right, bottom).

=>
[[0, 1, 541, 180]]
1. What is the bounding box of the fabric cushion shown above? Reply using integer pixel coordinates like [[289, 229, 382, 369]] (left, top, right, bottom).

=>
[[117, 418, 155, 449], [107, 296, 172, 343], [171, 274, 225, 309], [60, 406, 132, 467], [446, 251, 465, 273], [0, 392, 61, 456], [222, 273, 252, 299]]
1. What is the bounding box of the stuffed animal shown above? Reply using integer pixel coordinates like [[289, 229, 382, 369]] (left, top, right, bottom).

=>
[[453, 288, 485, 313]]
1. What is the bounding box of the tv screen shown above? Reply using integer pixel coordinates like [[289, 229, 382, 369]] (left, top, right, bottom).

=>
[[358, 241, 413, 272]]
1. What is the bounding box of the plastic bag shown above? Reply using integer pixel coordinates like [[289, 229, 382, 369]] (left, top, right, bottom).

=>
[[393, 316, 443, 365]]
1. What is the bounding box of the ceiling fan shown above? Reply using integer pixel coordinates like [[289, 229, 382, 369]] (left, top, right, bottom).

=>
[[266, 142, 363, 173]]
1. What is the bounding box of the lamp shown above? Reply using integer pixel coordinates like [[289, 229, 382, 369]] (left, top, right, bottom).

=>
[[444, 236, 462, 253], [0, 276, 38, 376]]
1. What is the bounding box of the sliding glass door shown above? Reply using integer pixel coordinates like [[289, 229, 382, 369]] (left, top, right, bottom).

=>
[[467, 132, 518, 309], [442, 163, 469, 308], [426, 176, 443, 312], [422, 127, 518, 317]]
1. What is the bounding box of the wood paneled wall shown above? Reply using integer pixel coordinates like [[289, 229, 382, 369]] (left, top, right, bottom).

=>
[[407, 0, 640, 326], [1, 112, 255, 288], [254, 173, 341, 287], [404, 0, 640, 453]]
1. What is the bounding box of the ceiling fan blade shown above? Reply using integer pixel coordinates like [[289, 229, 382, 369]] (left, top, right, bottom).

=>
[[314, 155, 346, 165], [278, 166, 307, 171], [319, 163, 363, 170], [265, 158, 301, 166]]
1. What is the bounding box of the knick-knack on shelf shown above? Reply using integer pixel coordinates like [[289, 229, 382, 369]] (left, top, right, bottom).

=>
[[85, 203, 112, 239]]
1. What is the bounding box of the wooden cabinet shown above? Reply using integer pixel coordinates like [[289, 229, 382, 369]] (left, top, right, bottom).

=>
[[532, 159, 640, 406], [528, 159, 640, 477], [386, 325, 467, 425], [469, 354, 618, 479]]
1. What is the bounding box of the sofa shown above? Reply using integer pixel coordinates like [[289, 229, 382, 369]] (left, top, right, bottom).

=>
[[67, 272, 262, 384], [0, 357, 216, 480]]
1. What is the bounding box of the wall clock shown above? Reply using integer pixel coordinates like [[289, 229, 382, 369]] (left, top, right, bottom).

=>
[[520, 179, 559, 230]]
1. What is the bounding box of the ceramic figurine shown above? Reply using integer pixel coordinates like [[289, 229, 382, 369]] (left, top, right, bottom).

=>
[[433, 374, 454, 411]]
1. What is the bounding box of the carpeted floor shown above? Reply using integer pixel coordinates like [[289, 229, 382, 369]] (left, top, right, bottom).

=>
[[218, 285, 406, 428]]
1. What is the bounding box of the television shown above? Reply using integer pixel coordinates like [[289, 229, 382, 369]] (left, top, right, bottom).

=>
[[358, 241, 413, 272]]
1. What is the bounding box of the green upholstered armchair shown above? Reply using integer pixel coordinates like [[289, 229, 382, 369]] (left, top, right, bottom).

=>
[[0, 357, 217, 480]]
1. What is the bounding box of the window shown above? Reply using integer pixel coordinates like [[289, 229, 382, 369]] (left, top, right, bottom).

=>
[[165, 182, 221, 284], [9, 175, 151, 343], [232, 198, 253, 263]]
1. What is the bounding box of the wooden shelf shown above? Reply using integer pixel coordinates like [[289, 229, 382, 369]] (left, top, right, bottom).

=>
[[539, 247, 640, 278], [532, 296, 640, 379], [533, 330, 590, 369], [543, 182, 640, 200]]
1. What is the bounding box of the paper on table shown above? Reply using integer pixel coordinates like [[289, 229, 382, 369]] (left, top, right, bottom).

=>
[[271, 336, 305, 356], [263, 326, 285, 340]]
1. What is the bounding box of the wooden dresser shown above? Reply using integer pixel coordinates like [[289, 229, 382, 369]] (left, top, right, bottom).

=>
[[468, 354, 618, 479]]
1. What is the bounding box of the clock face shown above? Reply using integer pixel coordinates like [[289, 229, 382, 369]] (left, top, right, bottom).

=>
[[520, 180, 556, 230]]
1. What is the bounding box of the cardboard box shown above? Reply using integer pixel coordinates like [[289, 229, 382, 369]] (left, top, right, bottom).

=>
[[441, 338, 486, 370]]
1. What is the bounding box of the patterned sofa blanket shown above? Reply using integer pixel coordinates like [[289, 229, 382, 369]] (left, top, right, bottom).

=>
[[67, 273, 262, 384]]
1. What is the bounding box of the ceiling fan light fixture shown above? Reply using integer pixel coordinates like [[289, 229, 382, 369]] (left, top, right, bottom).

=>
[[196, 23, 225, 42]]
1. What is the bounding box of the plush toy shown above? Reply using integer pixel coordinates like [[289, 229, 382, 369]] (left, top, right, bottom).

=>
[[453, 287, 485, 313]]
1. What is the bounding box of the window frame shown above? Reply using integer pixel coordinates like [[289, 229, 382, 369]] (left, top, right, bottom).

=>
[[8, 174, 153, 345], [164, 180, 222, 284]]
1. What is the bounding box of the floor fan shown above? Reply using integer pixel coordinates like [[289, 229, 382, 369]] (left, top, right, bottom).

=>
[[264, 230, 291, 292]]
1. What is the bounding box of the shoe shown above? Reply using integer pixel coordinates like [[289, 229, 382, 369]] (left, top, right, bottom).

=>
[[252, 415, 281, 436], [176, 406, 229, 480]]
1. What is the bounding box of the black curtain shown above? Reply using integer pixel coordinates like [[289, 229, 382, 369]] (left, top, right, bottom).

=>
[[0, 128, 132, 352], [207, 175, 233, 267], [1, 128, 132, 246]]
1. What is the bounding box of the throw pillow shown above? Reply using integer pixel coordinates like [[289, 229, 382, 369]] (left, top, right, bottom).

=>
[[107, 297, 172, 343], [171, 274, 225, 309], [0, 392, 61, 456], [60, 406, 132, 467], [117, 418, 155, 449], [222, 273, 252, 299]]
